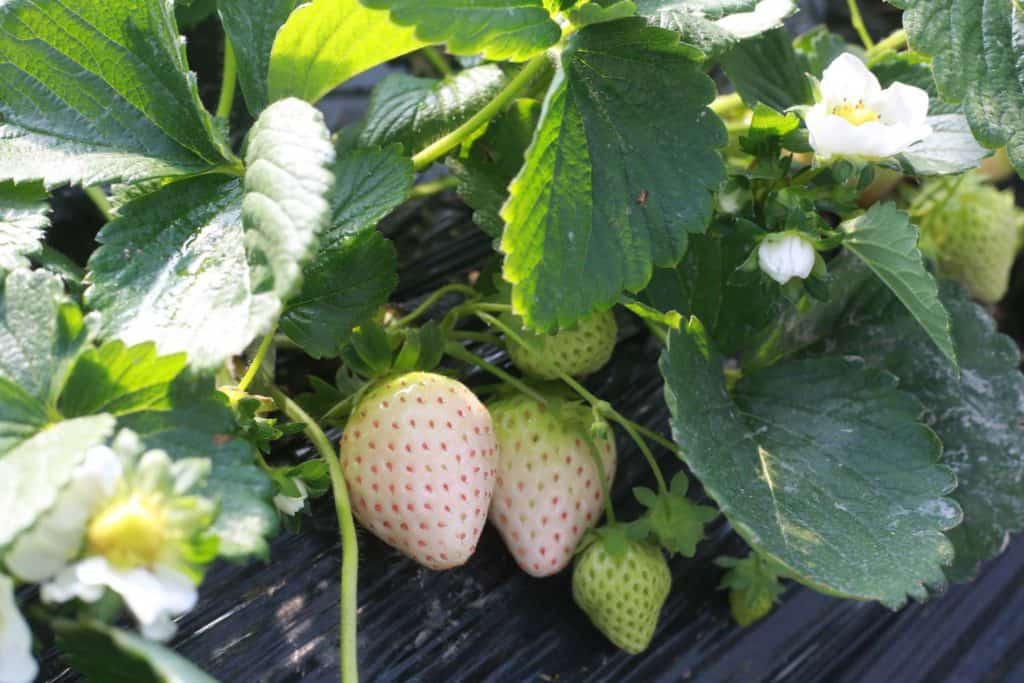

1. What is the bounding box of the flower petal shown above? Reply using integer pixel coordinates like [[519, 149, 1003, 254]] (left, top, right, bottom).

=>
[[758, 233, 816, 284], [4, 446, 122, 582], [273, 478, 309, 516], [875, 81, 931, 127], [41, 558, 198, 642], [715, 0, 797, 39], [820, 53, 881, 107], [0, 575, 37, 683]]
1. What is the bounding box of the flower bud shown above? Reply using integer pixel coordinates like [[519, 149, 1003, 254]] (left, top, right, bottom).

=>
[[757, 233, 816, 285]]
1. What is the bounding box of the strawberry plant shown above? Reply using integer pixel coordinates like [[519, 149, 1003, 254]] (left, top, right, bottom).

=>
[[2, 0, 1024, 680]]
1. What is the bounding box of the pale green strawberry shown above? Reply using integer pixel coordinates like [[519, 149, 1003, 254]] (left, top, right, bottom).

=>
[[504, 310, 617, 380], [916, 171, 1024, 304], [572, 537, 671, 654], [716, 553, 785, 627]]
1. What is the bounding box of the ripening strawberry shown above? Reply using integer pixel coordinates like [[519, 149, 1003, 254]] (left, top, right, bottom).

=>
[[487, 396, 616, 576], [573, 538, 671, 654], [504, 310, 617, 380], [917, 171, 1024, 304], [339, 372, 498, 570]]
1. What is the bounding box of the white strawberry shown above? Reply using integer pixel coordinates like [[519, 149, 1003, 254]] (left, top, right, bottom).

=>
[[487, 395, 617, 577], [339, 372, 498, 570]]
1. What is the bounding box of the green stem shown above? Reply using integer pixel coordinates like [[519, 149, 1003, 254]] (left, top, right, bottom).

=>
[[322, 395, 357, 424], [393, 283, 481, 328], [443, 341, 548, 404], [237, 326, 276, 392], [421, 46, 453, 77], [269, 386, 359, 683], [216, 38, 238, 120], [866, 28, 907, 62], [34, 244, 85, 281], [411, 54, 549, 171], [85, 186, 112, 221], [449, 330, 504, 346], [846, 0, 875, 50], [611, 415, 667, 494], [410, 175, 459, 198], [710, 92, 746, 118]]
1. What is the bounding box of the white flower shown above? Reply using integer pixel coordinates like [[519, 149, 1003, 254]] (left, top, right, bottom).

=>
[[804, 53, 932, 160], [273, 478, 309, 516], [4, 444, 122, 582], [42, 558, 197, 642], [0, 575, 36, 683], [758, 232, 816, 284], [715, 0, 797, 39], [5, 429, 216, 643]]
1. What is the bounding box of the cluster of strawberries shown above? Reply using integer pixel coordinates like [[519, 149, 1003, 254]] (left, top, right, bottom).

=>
[[339, 311, 671, 653]]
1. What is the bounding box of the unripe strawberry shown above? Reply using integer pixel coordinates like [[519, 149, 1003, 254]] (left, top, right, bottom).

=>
[[488, 396, 616, 576], [572, 538, 671, 654], [339, 372, 498, 569], [504, 310, 617, 380], [716, 553, 784, 627], [729, 585, 775, 627], [916, 171, 1024, 304]]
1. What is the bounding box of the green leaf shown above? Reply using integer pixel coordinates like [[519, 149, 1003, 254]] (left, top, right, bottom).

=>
[[54, 619, 217, 683], [0, 182, 49, 272], [642, 220, 789, 356], [0, 415, 116, 549], [721, 28, 814, 110], [359, 65, 509, 153], [793, 25, 848, 78], [448, 99, 541, 238], [501, 18, 726, 329], [283, 232, 398, 359], [360, 0, 561, 62], [0, 0, 236, 187], [268, 0, 427, 105], [661, 319, 959, 607], [632, 472, 718, 556], [636, 1, 754, 56], [801, 265, 1024, 582], [243, 98, 336, 303], [568, 0, 637, 27], [218, 0, 299, 115], [889, 0, 1024, 177], [841, 203, 956, 366], [88, 100, 334, 370], [0, 269, 92, 405], [889, 114, 990, 177], [281, 144, 410, 356], [59, 342, 188, 418], [85, 177, 258, 370], [871, 50, 960, 117]]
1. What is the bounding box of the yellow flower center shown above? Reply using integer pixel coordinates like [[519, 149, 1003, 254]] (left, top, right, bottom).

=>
[[832, 101, 880, 126], [86, 495, 167, 568]]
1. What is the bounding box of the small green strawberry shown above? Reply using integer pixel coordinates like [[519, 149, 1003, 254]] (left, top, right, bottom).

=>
[[916, 171, 1024, 304], [716, 553, 785, 627], [572, 533, 671, 654], [503, 310, 617, 380]]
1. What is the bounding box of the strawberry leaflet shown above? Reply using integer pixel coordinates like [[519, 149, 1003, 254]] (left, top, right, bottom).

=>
[[501, 18, 726, 330]]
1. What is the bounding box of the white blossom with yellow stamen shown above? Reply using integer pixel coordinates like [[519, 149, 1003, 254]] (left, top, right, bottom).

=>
[[3, 430, 216, 642], [804, 53, 932, 160]]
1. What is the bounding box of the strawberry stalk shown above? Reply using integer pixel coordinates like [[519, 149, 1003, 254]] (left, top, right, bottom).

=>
[[443, 341, 549, 405], [392, 282, 481, 328], [237, 324, 277, 393], [269, 385, 360, 683]]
